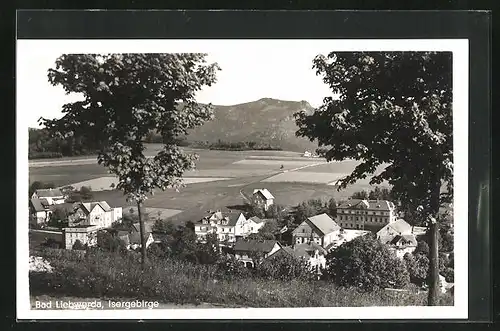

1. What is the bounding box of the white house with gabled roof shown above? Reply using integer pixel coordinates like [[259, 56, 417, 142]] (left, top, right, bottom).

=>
[[292, 213, 341, 248], [252, 188, 275, 211]]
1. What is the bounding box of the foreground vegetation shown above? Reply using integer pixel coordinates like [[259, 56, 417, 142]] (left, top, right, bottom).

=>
[[30, 248, 453, 307]]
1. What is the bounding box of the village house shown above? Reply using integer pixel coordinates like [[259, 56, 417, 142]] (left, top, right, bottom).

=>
[[194, 211, 264, 244], [336, 199, 397, 231], [63, 225, 99, 249], [127, 232, 154, 250], [325, 228, 371, 251], [29, 198, 51, 225], [376, 218, 421, 259], [292, 213, 341, 248], [233, 238, 282, 268], [251, 189, 275, 211], [376, 218, 413, 242], [247, 216, 267, 232], [388, 234, 418, 259], [68, 201, 122, 229], [31, 188, 66, 205], [269, 242, 328, 274]]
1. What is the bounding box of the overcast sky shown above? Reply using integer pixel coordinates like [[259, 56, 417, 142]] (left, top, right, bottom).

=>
[[17, 40, 341, 128]]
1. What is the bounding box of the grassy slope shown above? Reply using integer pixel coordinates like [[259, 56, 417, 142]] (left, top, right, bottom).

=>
[[30, 249, 453, 308]]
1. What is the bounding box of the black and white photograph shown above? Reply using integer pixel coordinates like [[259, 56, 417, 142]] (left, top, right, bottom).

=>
[[17, 38, 468, 319]]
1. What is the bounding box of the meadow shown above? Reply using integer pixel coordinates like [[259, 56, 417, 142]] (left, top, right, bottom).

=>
[[29, 147, 391, 226]]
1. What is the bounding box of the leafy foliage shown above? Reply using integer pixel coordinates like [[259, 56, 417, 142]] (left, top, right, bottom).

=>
[[96, 231, 127, 253], [295, 51, 453, 217], [325, 235, 410, 291], [403, 252, 429, 286], [29, 128, 98, 159], [72, 240, 86, 250], [256, 253, 313, 281], [42, 53, 220, 266]]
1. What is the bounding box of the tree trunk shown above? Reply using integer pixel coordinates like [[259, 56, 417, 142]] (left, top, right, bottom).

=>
[[137, 201, 147, 268], [427, 220, 439, 305], [427, 177, 442, 306]]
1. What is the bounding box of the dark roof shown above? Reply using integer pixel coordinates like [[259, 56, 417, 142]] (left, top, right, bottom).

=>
[[30, 198, 46, 212], [48, 202, 77, 213], [132, 222, 153, 233], [129, 232, 152, 244], [34, 188, 63, 197], [233, 239, 279, 253], [390, 234, 417, 246], [307, 213, 340, 235], [252, 189, 275, 200], [294, 242, 327, 257], [248, 216, 266, 224], [225, 212, 245, 226], [338, 199, 395, 211], [80, 201, 112, 214]]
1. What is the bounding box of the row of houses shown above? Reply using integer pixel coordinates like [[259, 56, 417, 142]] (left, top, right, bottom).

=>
[[29, 188, 124, 250]]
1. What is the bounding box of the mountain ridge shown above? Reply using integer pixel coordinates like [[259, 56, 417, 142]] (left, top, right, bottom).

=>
[[184, 98, 319, 152]]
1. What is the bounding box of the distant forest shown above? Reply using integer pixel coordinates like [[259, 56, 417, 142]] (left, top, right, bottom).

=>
[[145, 132, 283, 151], [29, 128, 283, 159], [29, 128, 99, 159]]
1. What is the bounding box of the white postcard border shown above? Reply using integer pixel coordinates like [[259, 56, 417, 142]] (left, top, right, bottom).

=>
[[17, 38, 469, 320]]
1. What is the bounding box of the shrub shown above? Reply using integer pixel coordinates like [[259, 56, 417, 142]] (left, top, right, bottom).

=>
[[325, 235, 410, 291], [256, 253, 313, 281], [72, 240, 85, 250], [403, 253, 429, 286], [442, 267, 454, 283]]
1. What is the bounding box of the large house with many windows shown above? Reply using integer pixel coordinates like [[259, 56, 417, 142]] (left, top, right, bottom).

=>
[[68, 201, 122, 229], [336, 199, 397, 231], [194, 211, 265, 245]]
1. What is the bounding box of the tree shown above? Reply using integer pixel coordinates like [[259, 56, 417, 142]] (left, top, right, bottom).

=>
[[325, 235, 410, 291], [96, 231, 127, 253], [48, 206, 69, 228], [351, 190, 369, 199], [152, 219, 175, 234], [42, 53, 220, 268], [327, 198, 337, 218], [79, 186, 93, 200], [403, 252, 429, 286], [195, 232, 220, 264], [414, 240, 430, 256], [72, 239, 85, 250], [256, 253, 312, 281], [295, 52, 452, 305]]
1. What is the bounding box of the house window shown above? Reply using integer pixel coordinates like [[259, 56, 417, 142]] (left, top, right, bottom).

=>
[[302, 229, 305, 233]]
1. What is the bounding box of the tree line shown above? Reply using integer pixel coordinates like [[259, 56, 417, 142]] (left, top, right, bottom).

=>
[[29, 128, 100, 159]]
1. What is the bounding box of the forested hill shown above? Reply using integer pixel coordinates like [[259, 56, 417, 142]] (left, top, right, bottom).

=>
[[183, 98, 319, 152], [29, 98, 320, 159]]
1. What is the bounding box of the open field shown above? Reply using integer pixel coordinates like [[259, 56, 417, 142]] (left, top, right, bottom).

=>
[[262, 172, 348, 185], [29, 149, 391, 227], [67, 176, 232, 191]]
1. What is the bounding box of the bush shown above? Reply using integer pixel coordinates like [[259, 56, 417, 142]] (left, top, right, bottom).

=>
[[325, 235, 410, 291], [72, 240, 85, 250], [256, 253, 313, 281], [442, 267, 454, 283], [403, 253, 429, 286]]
